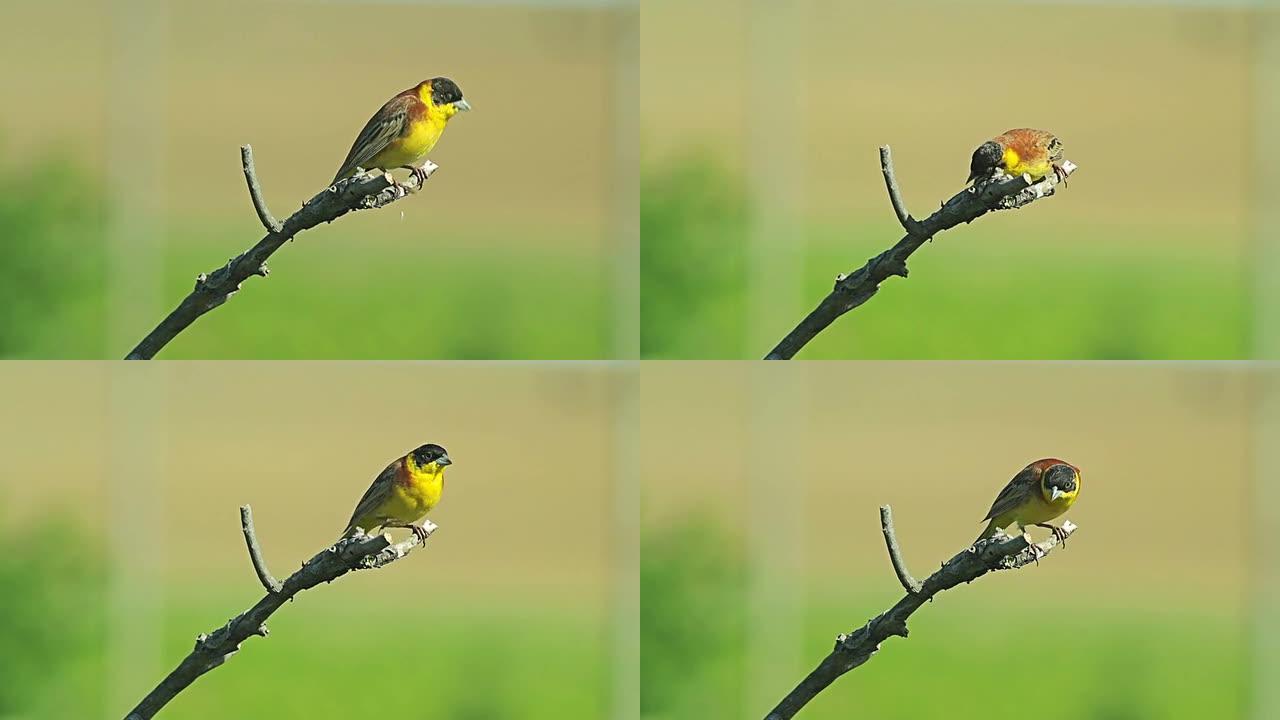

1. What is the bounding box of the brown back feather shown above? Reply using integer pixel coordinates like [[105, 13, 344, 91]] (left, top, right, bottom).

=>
[[982, 463, 1043, 521]]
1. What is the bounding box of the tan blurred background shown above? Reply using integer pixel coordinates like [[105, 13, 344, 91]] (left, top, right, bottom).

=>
[[641, 0, 1277, 359], [641, 362, 1269, 719], [0, 0, 637, 359], [0, 362, 634, 718]]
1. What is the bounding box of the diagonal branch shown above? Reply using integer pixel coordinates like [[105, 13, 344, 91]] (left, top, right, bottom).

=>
[[123, 505, 435, 720], [124, 145, 439, 360], [764, 146, 1076, 360], [763, 505, 1076, 720]]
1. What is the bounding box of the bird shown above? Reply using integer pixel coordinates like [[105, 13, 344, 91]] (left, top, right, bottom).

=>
[[331, 77, 471, 187], [342, 444, 453, 542], [966, 128, 1066, 186], [976, 458, 1080, 543]]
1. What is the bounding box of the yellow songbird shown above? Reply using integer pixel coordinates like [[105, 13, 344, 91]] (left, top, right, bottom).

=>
[[331, 77, 471, 186], [342, 444, 452, 541], [966, 128, 1065, 185], [976, 458, 1080, 543]]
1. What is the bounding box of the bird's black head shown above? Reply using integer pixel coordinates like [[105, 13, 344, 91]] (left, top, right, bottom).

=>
[[1042, 463, 1078, 496], [410, 443, 452, 468], [429, 77, 465, 106], [967, 140, 1004, 184]]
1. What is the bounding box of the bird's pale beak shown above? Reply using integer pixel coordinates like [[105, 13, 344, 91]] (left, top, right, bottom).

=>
[[454, 99, 471, 112], [1050, 487, 1064, 501], [436, 454, 453, 466]]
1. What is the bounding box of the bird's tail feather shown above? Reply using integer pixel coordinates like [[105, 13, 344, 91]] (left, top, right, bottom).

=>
[[975, 520, 999, 544]]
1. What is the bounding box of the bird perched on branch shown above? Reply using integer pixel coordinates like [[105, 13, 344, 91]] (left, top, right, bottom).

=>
[[966, 128, 1066, 185], [331, 77, 471, 186], [976, 458, 1080, 543], [343, 444, 453, 542]]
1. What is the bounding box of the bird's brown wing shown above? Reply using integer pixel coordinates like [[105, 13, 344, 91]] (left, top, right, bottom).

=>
[[331, 94, 417, 182], [343, 460, 400, 534], [982, 464, 1042, 521]]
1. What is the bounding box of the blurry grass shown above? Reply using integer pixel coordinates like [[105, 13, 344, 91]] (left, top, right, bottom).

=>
[[155, 592, 608, 719], [795, 593, 1245, 720], [640, 156, 1250, 359], [795, 218, 1249, 359], [147, 220, 610, 359]]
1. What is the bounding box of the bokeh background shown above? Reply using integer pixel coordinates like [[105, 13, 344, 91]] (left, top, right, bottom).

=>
[[0, 0, 637, 359], [0, 362, 636, 719], [640, 362, 1278, 719], [641, 0, 1280, 359]]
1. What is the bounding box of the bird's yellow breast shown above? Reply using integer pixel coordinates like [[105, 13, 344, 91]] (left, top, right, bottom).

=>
[[371, 113, 449, 170], [1002, 146, 1051, 179], [383, 466, 444, 523]]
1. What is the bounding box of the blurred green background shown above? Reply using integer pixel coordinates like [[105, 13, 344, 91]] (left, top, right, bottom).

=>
[[641, 1, 1265, 359], [0, 363, 631, 718], [640, 363, 1258, 719], [0, 0, 636, 359]]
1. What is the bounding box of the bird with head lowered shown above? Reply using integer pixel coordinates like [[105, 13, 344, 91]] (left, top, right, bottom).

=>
[[976, 458, 1080, 543], [967, 128, 1066, 186]]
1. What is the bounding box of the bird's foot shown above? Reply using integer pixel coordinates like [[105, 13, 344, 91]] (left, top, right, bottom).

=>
[[409, 524, 431, 543], [1052, 163, 1069, 186], [1035, 522, 1069, 546], [411, 165, 428, 189]]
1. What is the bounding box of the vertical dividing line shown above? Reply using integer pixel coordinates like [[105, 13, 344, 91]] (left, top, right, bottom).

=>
[[610, 361, 640, 720], [744, 364, 808, 714], [746, 1, 806, 355], [105, 0, 168, 712], [610, 5, 640, 359], [106, 0, 166, 354], [105, 364, 168, 717], [1253, 7, 1280, 720], [1252, 369, 1280, 720]]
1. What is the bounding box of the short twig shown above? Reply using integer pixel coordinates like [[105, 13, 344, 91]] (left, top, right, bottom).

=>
[[878, 146, 924, 238], [764, 147, 1076, 360], [240, 145, 281, 233], [763, 508, 1076, 719], [239, 505, 282, 593], [879, 505, 921, 594]]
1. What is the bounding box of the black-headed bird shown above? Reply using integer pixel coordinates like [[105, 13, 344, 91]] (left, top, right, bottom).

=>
[[343, 444, 453, 542], [967, 128, 1066, 185], [332, 78, 470, 186], [976, 458, 1080, 543]]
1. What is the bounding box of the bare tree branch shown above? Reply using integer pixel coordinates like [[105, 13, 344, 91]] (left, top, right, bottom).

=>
[[124, 145, 439, 360], [123, 505, 436, 720], [764, 147, 1077, 360], [763, 505, 1077, 720]]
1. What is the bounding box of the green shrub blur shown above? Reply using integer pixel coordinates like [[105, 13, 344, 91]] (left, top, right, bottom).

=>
[[640, 514, 746, 719], [641, 155, 749, 358], [0, 511, 105, 715], [0, 149, 106, 357]]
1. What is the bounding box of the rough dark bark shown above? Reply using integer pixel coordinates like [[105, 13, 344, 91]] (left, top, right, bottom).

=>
[[123, 505, 434, 719], [763, 505, 1077, 720], [764, 147, 1075, 359], [125, 145, 437, 359]]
